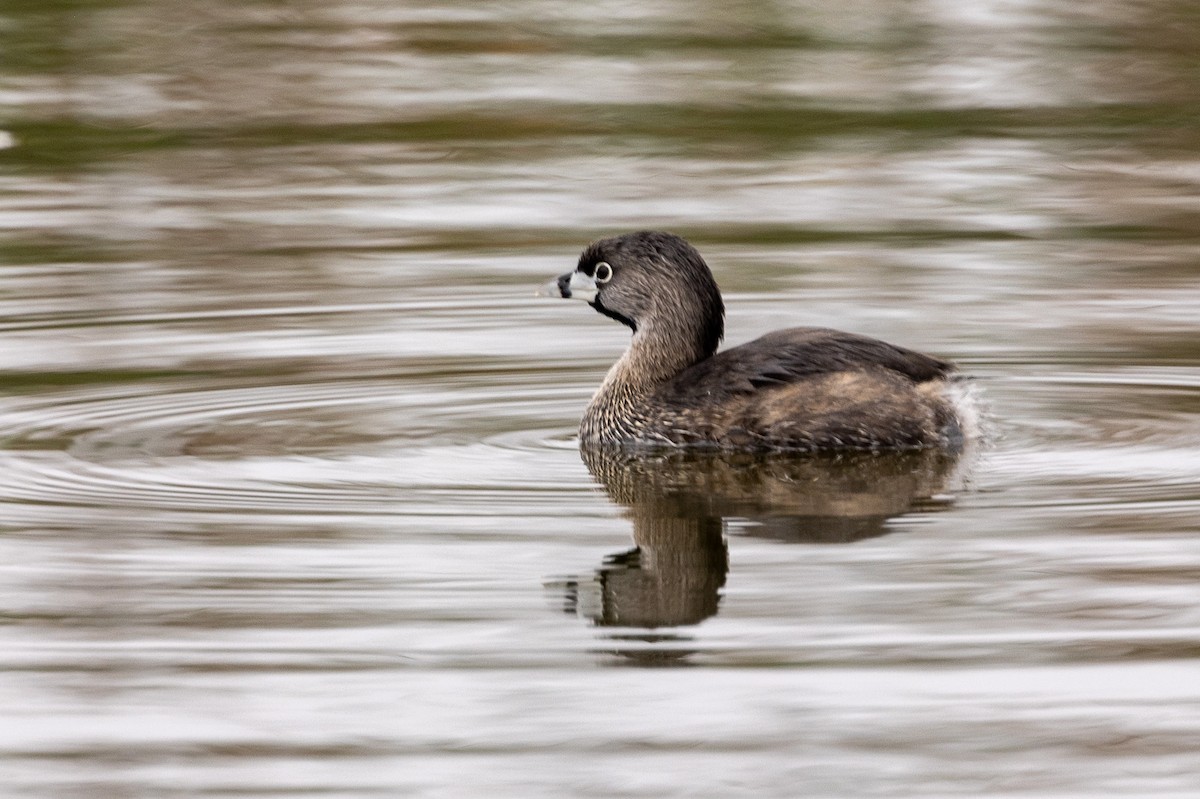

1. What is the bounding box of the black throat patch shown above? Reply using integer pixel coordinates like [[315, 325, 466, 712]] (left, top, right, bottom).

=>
[[591, 297, 636, 332]]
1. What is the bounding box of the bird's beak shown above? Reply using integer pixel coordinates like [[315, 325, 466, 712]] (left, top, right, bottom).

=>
[[535, 270, 599, 302]]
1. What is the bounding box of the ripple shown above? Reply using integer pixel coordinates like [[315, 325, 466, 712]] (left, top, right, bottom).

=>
[[0, 372, 593, 525], [989, 368, 1200, 465], [956, 367, 1200, 529], [2, 360, 1196, 528]]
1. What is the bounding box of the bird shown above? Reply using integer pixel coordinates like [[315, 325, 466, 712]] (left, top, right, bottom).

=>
[[539, 231, 973, 451]]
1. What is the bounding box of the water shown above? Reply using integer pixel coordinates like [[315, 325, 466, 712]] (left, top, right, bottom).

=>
[[2, 1, 1199, 796]]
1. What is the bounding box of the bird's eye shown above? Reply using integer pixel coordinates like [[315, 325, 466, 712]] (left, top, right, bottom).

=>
[[594, 262, 612, 284]]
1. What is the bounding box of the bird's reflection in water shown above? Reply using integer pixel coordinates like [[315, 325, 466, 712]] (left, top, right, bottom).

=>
[[547, 445, 966, 664]]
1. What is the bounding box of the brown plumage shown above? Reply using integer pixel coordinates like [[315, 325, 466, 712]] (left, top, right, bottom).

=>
[[541, 231, 967, 451]]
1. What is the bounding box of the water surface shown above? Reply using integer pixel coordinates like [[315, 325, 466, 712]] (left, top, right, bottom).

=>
[[2, 1, 1199, 796]]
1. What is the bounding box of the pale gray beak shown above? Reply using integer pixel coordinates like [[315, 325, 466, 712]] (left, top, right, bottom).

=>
[[535, 270, 599, 302]]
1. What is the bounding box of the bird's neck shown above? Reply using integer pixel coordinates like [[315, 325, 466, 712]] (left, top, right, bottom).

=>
[[580, 312, 718, 445], [598, 316, 711, 396]]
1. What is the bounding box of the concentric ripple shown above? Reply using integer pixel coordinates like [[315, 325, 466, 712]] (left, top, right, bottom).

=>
[[2, 360, 1196, 533], [0, 372, 593, 526], [950, 366, 1200, 539]]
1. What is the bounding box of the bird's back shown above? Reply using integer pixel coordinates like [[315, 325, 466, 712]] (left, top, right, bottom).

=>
[[639, 328, 961, 451]]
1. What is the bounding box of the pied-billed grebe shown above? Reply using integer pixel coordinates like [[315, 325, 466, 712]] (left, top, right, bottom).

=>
[[539, 231, 971, 451]]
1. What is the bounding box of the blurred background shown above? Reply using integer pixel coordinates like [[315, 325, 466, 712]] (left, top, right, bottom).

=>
[[2, 1, 1199, 797]]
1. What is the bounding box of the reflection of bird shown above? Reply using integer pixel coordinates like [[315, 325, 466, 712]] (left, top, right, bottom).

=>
[[540, 231, 973, 451], [581, 446, 963, 545], [544, 446, 966, 637], [550, 513, 727, 630]]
